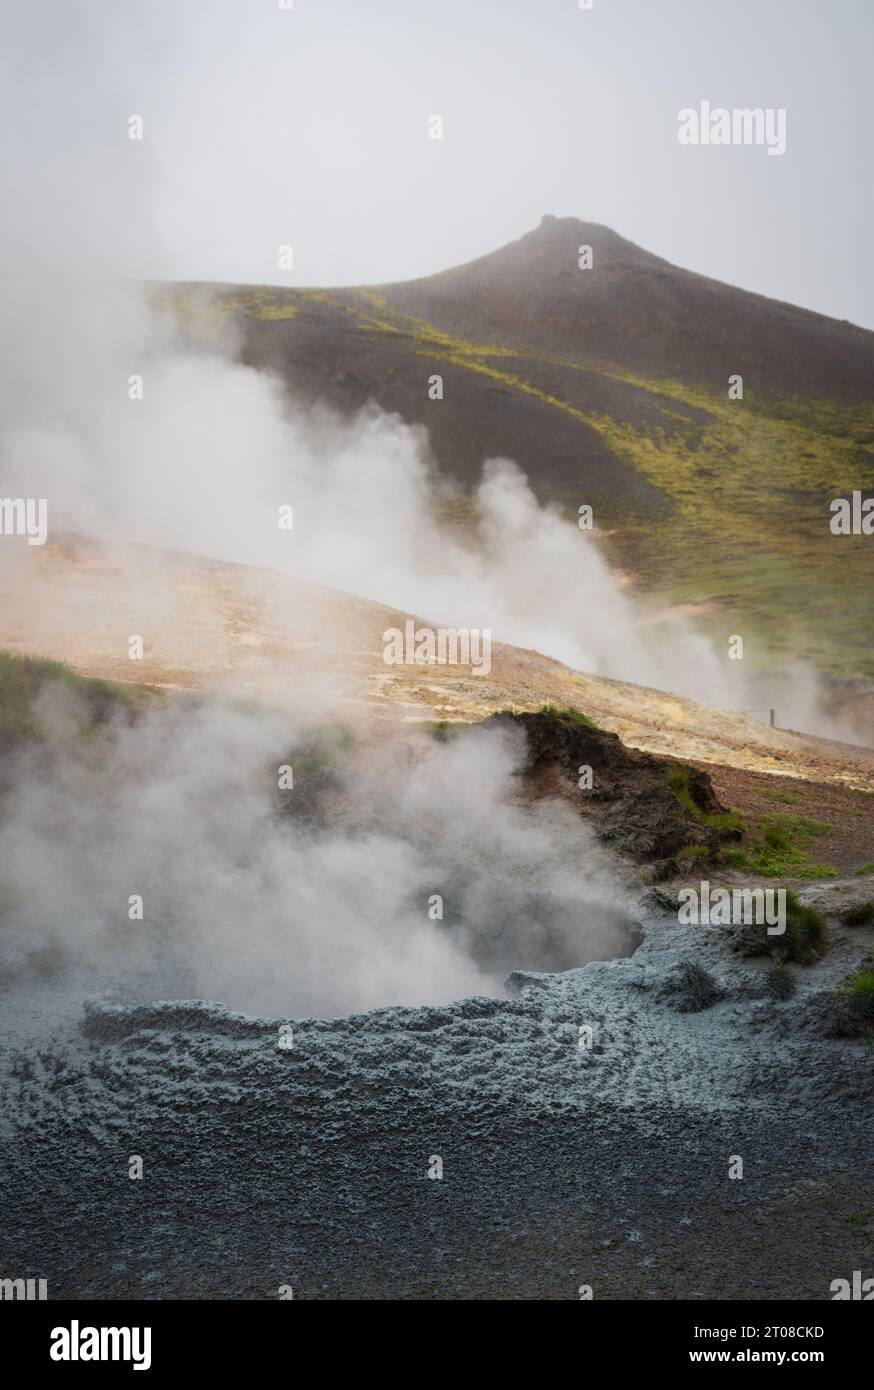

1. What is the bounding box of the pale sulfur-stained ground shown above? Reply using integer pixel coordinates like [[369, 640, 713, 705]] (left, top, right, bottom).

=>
[[1, 534, 872, 792]]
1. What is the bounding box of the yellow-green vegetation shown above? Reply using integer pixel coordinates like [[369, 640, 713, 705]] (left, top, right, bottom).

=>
[[293, 724, 354, 773], [252, 303, 300, 321], [839, 960, 874, 1037], [592, 379, 874, 679], [205, 287, 301, 322], [737, 890, 826, 964], [783, 890, 828, 964], [762, 787, 802, 805], [667, 764, 745, 838], [676, 842, 711, 866], [353, 292, 619, 429], [154, 280, 873, 679], [722, 811, 838, 879], [154, 285, 300, 343], [349, 292, 874, 678], [855, 861, 874, 876], [0, 651, 155, 748], [354, 291, 520, 363], [537, 703, 600, 730]]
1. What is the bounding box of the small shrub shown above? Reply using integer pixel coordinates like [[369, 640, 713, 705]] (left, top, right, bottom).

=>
[[843, 902, 874, 927], [847, 967, 874, 1011], [735, 890, 826, 964], [722, 846, 753, 871], [667, 765, 744, 838], [854, 862, 874, 876], [766, 962, 796, 999], [667, 764, 699, 816], [538, 703, 599, 730], [676, 843, 709, 863], [824, 964, 874, 1039], [784, 891, 828, 964], [763, 821, 792, 853], [665, 959, 723, 1013]]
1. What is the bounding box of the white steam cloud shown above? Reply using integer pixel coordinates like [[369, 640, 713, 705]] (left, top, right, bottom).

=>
[[0, 3, 856, 741], [0, 278, 851, 740], [0, 2, 863, 1028], [0, 694, 634, 1017]]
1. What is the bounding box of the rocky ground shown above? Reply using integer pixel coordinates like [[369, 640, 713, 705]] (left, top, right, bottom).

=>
[[0, 873, 871, 1300]]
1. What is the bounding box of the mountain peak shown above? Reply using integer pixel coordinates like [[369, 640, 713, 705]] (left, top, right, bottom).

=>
[[420, 213, 669, 287], [537, 211, 604, 231], [372, 211, 872, 407], [521, 213, 662, 263]]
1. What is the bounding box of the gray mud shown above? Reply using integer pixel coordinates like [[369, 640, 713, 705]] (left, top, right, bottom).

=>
[[1, 884, 871, 1300]]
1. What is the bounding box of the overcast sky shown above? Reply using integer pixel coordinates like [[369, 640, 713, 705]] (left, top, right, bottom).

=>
[[3, 0, 874, 326]]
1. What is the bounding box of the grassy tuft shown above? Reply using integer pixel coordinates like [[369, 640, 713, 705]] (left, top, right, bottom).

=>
[[0, 651, 151, 749], [667, 764, 745, 838], [783, 890, 827, 964], [762, 787, 801, 805], [537, 703, 600, 730], [676, 843, 710, 862], [830, 963, 874, 1038], [766, 962, 797, 999], [667, 959, 723, 1012], [722, 811, 837, 879], [843, 901, 874, 927]]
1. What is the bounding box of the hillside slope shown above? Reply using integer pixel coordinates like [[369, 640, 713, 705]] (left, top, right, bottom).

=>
[[3, 537, 872, 791], [162, 216, 874, 681]]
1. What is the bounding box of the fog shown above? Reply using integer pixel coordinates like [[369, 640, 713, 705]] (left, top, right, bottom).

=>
[[3, 1, 871, 325]]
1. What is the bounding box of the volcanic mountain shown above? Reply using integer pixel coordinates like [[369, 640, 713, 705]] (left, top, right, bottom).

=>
[[163, 216, 874, 682]]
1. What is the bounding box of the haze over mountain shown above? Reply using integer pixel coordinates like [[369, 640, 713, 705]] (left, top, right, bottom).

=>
[[166, 215, 874, 686], [379, 215, 874, 397]]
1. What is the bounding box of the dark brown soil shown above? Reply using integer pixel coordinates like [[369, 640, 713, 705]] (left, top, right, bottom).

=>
[[484, 709, 724, 874]]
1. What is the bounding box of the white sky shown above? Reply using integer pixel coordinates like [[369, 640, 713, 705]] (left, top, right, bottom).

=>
[[3, 0, 874, 326]]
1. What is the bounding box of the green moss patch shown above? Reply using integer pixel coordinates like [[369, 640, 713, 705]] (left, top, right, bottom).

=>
[[0, 651, 153, 750], [722, 811, 838, 879]]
